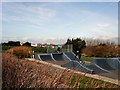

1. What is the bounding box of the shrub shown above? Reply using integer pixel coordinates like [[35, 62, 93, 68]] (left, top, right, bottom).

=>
[[6, 46, 32, 59], [32, 47, 47, 53], [2, 46, 12, 52], [82, 45, 120, 57], [81, 46, 95, 57]]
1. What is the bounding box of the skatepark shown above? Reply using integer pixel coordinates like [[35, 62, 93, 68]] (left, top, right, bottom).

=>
[[35, 52, 120, 80]]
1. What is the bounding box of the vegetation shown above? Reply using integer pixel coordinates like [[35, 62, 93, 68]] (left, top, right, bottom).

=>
[[82, 45, 120, 57], [2, 46, 13, 52], [1, 41, 48, 53], [22, 42, 31, 46], [81, 56, 95, 62], [6, 46, 32, 59], [84, 38, 116, 46], [2, 41, 21, 46], [2, 53, 120, 89], [32, 47, 47, 53], [1, 39, 120, 58], [65, 38, 86, 52]]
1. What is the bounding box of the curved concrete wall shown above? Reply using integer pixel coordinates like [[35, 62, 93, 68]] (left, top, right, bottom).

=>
[[85, 63, 107, 74], [64, 52, 79, 61], [39, 54, 54, 61], [92, 58, 120, 71], [106, 58, 120, 70], [52, 53, 69, 61], [61, 61, 94, 74]]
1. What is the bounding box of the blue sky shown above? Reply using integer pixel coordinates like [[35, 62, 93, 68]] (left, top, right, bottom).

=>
[[2, 2, 118, 44]]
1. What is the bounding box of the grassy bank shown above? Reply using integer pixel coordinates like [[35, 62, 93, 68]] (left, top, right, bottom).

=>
[[2, 53, 119, 89]]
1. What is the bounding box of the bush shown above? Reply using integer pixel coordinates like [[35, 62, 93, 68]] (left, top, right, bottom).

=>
[[6, 46, 32, 59], [2, 46, 13, 52], [82, 45, 120, 57], [32, 47, 47, 53]]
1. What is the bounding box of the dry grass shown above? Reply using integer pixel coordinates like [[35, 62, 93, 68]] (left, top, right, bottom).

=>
[[6, 46, 32, 59], [2, 53, 120, 89]]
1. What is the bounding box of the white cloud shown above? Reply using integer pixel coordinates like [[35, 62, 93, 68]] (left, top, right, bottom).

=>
[[95, 23, 110, 31], [88, 21, 117, 38], [16, 5, 56, 21], [2, 36, 66, 44], [3, 3, 56, 26], [97, 23, 109, 28], [2, 2, 118, 43], [45, 37, 66, 44]]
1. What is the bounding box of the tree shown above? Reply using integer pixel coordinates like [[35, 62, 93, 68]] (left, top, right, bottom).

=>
[[65, 38, 86, 52], [22, 42, 31, 47], [8, 41, 21, 46], [2, 43, 9, 46], [66, 38, 72, 44], [2, 41, 21, 46]]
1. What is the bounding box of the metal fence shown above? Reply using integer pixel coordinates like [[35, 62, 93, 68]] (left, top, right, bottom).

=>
[[46, 44, 73, 53]]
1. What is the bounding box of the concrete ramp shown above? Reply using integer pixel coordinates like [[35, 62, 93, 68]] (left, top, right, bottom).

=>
[[64, 52, 80, 61], [52, 53, 69, 61], [35, 54, 40, 60], [106, 58, 120, 70], [61, 61, 94, 74], [84, 63, 108, 74], [35, 54, 119, 79], [92, 58, 116, 72], [39, 54, 54, 61]]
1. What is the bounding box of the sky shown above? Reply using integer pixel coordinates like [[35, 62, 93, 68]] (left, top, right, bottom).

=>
[[1, 1, 118, 44]]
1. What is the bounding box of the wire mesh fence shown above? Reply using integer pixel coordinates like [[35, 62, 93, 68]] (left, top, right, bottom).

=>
[[46, 44, 73, 53]]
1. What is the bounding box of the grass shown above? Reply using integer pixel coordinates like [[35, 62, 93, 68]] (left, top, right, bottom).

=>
[[34, 52, 47, 54], [81, 55, 95, 62], [70, 75, 119, 88]]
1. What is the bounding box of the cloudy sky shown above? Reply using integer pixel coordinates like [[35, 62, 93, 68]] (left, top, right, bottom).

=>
[[2, 1, 118, 44]]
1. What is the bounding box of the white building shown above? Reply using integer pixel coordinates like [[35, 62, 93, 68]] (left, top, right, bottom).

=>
[[31, 44, 37, 47]]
